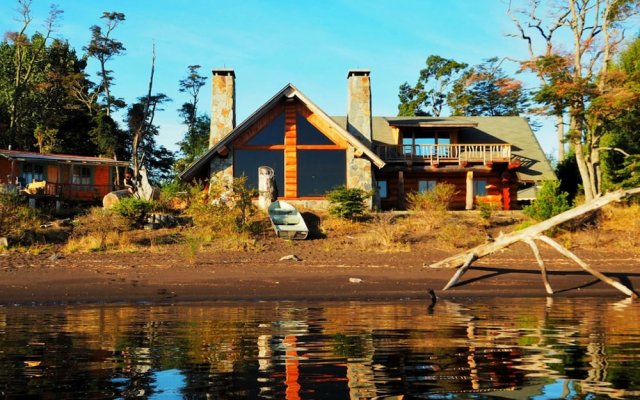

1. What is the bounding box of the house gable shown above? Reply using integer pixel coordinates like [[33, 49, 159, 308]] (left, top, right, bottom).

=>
[[179, 84, 384, 184], [230, 97, 352, 199]]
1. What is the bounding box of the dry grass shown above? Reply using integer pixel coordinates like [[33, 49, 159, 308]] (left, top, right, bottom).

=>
[[553, 203, 640, 253], [598, 203, 640, 250], [64, 208, 131, 253], [355, 213, 410, 253]]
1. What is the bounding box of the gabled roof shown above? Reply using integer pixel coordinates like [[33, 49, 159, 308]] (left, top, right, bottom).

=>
[[0, 149, 130, 167], [179, 84, 385, 181]]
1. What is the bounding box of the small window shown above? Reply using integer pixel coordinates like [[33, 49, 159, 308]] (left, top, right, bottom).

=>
[[474, 179, 487, 196], [418, 180, 436, 193], [21, 163, 44, 185], [73, 167, 92, 189], [377, 180, 388, 199]]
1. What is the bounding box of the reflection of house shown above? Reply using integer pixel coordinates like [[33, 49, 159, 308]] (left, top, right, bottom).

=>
[[180, 69, 555, 210], [0, 149, 129, 201]]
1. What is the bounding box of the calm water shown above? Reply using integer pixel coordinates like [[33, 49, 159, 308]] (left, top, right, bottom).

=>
[[0, 298, 639, 399]]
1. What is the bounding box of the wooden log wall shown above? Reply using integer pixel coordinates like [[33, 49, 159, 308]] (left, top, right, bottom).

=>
[[378, 170, 504, 210], [284, 101, 298, 198]]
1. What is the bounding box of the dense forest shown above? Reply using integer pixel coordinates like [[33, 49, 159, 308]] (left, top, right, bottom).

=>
[[0, 0, 638, 197]]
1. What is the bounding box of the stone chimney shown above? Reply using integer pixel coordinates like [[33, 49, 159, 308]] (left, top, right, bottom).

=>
[[346, 69, 372, 148], [209, 69, 236, 148]]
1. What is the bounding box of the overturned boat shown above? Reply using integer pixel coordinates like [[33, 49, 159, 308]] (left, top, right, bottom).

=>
[[268, 200, 309, 240]]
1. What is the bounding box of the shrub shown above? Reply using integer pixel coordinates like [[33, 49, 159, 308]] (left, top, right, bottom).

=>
[[326, 186, 371, 220], [0, 192, 40, 239], [67, 207, 129, 251], [477, 201, 499, 226], [407, 183, 457, 213], [112, 197, 157, 228], [357, 212, 409, 252], [523, 180, 571, 221]]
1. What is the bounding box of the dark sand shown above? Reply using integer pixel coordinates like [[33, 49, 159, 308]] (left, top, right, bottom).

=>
[[1, 240, 638, 305]]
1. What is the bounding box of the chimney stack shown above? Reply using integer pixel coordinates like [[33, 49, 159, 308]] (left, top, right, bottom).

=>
[[209, 69, 236, 149], [346, 70, 372, 147]]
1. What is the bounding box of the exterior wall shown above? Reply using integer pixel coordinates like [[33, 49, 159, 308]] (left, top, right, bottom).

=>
[[346, 70, 373, 146], [209, 70, 236, 148], [209, 156, 234, 187], [347, 148, 374, 208], [0, 158, 15, 183], [376, 168, 511, 210], [346, 70, 375, 208]]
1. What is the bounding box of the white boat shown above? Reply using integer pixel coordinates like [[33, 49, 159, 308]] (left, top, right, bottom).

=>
[[268, 200, 309, 240]]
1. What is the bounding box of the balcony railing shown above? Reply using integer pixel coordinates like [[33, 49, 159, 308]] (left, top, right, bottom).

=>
[[375, 144, 511, 165]]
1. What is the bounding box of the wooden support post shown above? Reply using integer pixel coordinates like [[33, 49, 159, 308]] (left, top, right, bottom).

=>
[[535, 235, 637, 298], [524, 238, 553, 294], [443, 253, 476, 291], [466, 170, 474, 210], [397, 170, 405, 210]]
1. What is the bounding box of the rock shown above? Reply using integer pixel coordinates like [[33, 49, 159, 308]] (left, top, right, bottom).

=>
[[349, 277, 363, 283], [280, 254, 302, 262], [47, 253, 62, 261]]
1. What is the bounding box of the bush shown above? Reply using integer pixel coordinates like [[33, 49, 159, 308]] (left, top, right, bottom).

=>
[[326, 186, 371, 220], [523, 180, 571, 221], [0, 192, 40, 239], [407, 183, 457, 213], [112, 197, 157, 228], [67, 207, 129, 251]]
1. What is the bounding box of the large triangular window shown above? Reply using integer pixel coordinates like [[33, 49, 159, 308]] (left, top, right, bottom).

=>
[[296, 113, 334, 145], [246, 113, 285, 145]]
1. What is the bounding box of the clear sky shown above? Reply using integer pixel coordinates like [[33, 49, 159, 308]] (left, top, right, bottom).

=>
[[0, 0, 596, 159]]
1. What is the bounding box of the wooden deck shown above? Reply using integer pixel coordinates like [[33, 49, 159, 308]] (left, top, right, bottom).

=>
[[375, 144, 511, 166]]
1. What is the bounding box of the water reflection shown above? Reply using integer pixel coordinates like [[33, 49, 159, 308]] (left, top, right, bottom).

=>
[[0, 298, 639, 399]]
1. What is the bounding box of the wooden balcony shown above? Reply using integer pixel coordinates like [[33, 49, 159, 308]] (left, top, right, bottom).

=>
[[375, 144, 511, 166], [6, 182, 123, 201]]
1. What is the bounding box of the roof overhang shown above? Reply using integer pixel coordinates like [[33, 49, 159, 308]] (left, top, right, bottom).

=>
[[386, 119, 479, 128], [0, 150, 130, 167]]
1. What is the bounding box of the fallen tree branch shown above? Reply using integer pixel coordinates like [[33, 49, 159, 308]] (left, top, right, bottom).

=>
[[535, 235, 637, 298], [427, 187, 640, 297]]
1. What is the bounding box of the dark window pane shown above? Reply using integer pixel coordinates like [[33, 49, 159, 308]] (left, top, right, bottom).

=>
[[474, 179, 487, 196], [234, 150, 284, 194], [296, 113, 334, 145], [297, 150, 346, 197], [247, 113, 285, 145]]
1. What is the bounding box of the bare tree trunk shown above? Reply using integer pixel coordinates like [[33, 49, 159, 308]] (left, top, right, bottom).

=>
[[132, 43, 156, 180], [555, 114, 565, 161]]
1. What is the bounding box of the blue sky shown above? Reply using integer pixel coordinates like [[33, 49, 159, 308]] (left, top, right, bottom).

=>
[[0, 1, 587, 158]]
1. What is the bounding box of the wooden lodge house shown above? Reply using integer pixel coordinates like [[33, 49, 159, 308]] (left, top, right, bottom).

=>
[[180, 69, 555, 210], [0, 149, 129, 202]]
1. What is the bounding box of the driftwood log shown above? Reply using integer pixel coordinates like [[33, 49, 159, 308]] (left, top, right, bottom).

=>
[[428, 188, 640, 298], [102, 190, 131, 209]]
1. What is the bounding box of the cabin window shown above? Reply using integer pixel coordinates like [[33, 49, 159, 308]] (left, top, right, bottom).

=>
[[377, 180, 388, 199], [403, 131, 451, 157], [21, 163, 44, 185], [297, 150, 346, 197], [247, 113, 285, 146], [72, 167, 92, 190], [474, 179, 487, 196], [296, 113, 334, 145], [234, 150, 285, 193], [418, 180, 436, 192]]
